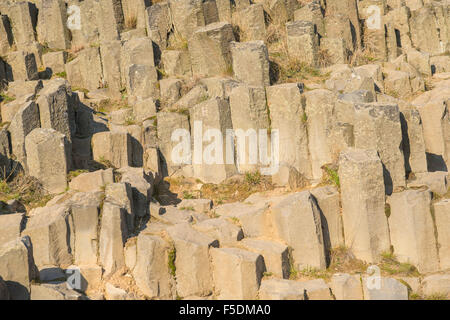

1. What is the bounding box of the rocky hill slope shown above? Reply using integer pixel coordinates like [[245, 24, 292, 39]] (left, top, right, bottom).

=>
[[0, 0, 450, 300]]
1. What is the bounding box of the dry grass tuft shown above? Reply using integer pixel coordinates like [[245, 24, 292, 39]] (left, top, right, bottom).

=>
[[167, 33, 188, 51], [67, 169, 89, 182], [270, 56, 324, 84], [161, 173, 274, 206], [350, 30, 380, 67], [318, 164, 340, 188], [350, 48, 377, 67], [378, 251, 420, 277], [327, 246, 368, 275], [0, 165, 51, 210], [124, 15, 137, 31], [290, 246, 421, 282], [67, 44, 85, 63], [200, 175, 273, 205], [289, 246, 368, 281], [265, 23, 283, 45], [93, 98, 131, 114], [425, 293, 449, 300], [265, 23, 327, 85], [317, 47, 332, 68], [102, 267, 146, 300]]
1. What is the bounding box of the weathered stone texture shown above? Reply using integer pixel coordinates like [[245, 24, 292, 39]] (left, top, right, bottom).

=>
[[339, 149, 390, 263]]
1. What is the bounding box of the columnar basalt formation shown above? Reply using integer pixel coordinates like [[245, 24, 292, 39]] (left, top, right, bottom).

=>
[[0, 0, 449, 301]]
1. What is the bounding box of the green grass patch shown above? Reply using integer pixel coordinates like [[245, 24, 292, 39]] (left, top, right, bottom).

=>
[[97, 156, 115, 169], [244, 171, 261, 185], [0, 172, 52, 210], [68, 169, 88, 181], [301, 112, 308, 123], [0, 93, 15, 103], [322, 165, 340, 188], [299, 266, 332, 281], [182, 190, 195, 199], [71, 87, 89, 95], [179, 206, 195, 211], [168, 247, 176, 277], [54, 71, 67, 79], [378, 251, 420, 277], [426, 293, 448, 300]]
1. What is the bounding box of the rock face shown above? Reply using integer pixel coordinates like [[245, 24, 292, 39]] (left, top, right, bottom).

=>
[[155, 111, 188, 174], [266, 83, 311, 185], [353, 103, 405, 193], [36, 79, 73, 141], [25, 128, 69, 194], [69, 169, 114, 192], [6, 51, 38, 81], [331, 273, 363, 300], [230, 41, 270, 87], [211, 247, 265, 300], [362, 277, 409, 300], [229, 84, 269, 173], [259, 279, 306, 300], [422, 274, 450, 299], [132, 233, 173, 299], [0, 276, 9, 300], [66, 47, 103, 92], [30, 282, 84, 300], [169, 0, 219, 40], [412, 84, 450, 172], [1, 0, 450, 301], [242, 238, 289, 278], [167, 223, 218, 298], [304, 89, 335, 180], [37, 0, 70, 50], [0, 213, 25, 247], [311, 186, 344, 250], [233, 4, 266, 41], [72, 202, 100, 266], [388, 189, 440, 273], [92, 131, 132, 168], [433, 199, 450, 270], [23, 205, 72, 267], [400, 108, 428, 175], [339, 149, 391, 263], [9, 100, 41, 168], [271, 191, 326, 270], [286, 21, 318, 66], [189, 98, 237, 183], [189, 22, 235, 77], [0, 237, 36, 300], [99, 202, 128, 277]]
